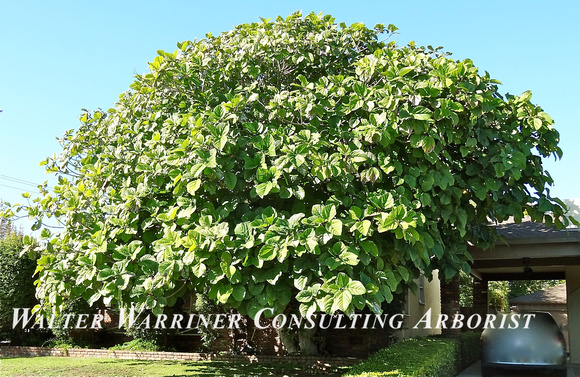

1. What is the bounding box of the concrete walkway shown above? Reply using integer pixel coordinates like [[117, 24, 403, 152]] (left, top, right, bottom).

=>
[[456, 361, 579, 376]]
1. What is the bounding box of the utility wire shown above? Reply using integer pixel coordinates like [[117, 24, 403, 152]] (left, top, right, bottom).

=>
[[0, 183, 42, 194], [0, 175, 42, 188], [0, 174, 55, 191]]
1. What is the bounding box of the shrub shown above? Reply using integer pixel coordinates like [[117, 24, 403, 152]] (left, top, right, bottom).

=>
[[459, 331, 481, 369], [0, 232, 42, 345], [123, 319, 162, 351], [110, 338, 159, 352], [343, 337, 458, 377], [49, 298, 96, 348], [194, 294, 226, 350], [121, 304, 187, 351]]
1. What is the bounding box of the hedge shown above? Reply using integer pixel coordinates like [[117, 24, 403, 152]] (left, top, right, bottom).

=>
[[459, 331, 481, 369], [343, 337, 458, 377]]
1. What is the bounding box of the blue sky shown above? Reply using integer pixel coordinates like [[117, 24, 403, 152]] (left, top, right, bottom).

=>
[[1, 1, 579, 228]]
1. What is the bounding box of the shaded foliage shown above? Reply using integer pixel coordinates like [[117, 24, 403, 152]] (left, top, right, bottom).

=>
[[508, 279, 564, 300], [46, 297, 97, 348], [0, 228, 40, 344]]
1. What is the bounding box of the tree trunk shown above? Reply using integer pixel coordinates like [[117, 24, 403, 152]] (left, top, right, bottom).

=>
[[298, 327, 318, 355], [277, 327, 299, 354]]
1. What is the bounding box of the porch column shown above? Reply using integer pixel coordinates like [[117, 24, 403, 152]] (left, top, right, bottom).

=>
[[566, 266, 580, 363], [472, 279, 488, 329], [440, 275, 461, 337]]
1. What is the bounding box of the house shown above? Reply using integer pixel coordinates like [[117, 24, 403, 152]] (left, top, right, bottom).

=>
[[448, 199, 580, 362], [510, 283, 568, 349], [399, 273, 441, 339]]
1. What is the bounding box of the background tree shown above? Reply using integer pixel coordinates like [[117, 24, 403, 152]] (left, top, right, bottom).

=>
[[0, 222, 40, 345], [459, 271, 473, 308], [0, 201, 13, 238], [508, 280, 564, 300], [1, 12, 576, 353], [487, 281, 510, 312], [460, 276, 564, 312]]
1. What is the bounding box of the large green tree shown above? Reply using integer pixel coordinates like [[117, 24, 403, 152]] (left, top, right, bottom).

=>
[[2, 12, 575, 324]]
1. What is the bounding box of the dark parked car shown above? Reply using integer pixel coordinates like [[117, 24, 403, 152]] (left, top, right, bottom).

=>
[[480, 311, 567, 377]]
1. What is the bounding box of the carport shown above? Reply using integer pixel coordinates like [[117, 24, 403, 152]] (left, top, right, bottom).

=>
[[468, 217, 580, 363]]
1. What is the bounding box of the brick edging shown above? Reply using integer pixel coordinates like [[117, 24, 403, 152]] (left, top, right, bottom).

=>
[[0, 346, 359, 365]]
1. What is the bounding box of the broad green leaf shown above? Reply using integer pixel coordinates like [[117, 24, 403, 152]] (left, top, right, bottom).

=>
[[337, 272, 349, 288], [183, 251, 195, 266], [412, 106, 432, 121], [399, 66, 414, 77], [288, 213, 305, 229], [158, 261, 174, 276], [340, 251, 359, 266], [248, 282, 264, 296], [321, 205, 337, 221], [347, 281, 366, 295], [140, 259, 158, 275], [299, 302, 316, 318], [187, 180, 202, 195], [232, 285, 246, 301], [520, 90, 532, 102], [192, 263, 206, 278], [328, 219, 342, 236], [224, 172, 237, 190], [353, 82, 366, 97], [355, 220, 371, 236], [360, 240, 379, 257], [234, 222, 252, 239], [294, 275, 309, 290], [396, 265, 410, 281], [332, 290, 352, 313], [422, 136, 435, 154], [97, 268, 114, 281], [255, 182, 272, 198], [259, 244, 276, 261], [217, 285, 233, 304], [296, 290, 313, 303]]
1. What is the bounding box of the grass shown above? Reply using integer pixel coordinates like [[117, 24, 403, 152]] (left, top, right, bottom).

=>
[[0, 356, 348, 377]]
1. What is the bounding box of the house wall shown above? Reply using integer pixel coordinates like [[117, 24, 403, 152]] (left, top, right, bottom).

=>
[[397, 273, 442, 339], [566, 266, 580, 363]]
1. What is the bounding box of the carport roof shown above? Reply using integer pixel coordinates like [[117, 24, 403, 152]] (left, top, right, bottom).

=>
[[496, 220, 577, 239], [469, 218, 580, 281], [492, 217, 580, 245]]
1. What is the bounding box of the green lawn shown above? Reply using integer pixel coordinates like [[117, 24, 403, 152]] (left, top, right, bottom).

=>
[[0, 357, 348, 377]]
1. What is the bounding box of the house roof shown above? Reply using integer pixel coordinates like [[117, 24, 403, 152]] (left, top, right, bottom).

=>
[[492, 198, 580, 241], [510, 283, 567, 305], [469, 200, 580, 281], [491, 215, 580, 245], [496, 220, 578, 239]]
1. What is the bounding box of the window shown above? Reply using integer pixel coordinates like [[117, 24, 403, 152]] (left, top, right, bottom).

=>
[[403, 290, 410, 315], [418, 274, 426, 305]]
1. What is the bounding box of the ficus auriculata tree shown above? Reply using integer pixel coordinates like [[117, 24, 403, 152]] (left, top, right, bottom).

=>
[[2, 11, 576, 353]]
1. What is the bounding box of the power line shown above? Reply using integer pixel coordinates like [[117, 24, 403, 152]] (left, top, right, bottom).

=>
[[0, 183, 42, 194], [0, 175, 42, 188], [0, 174, 55, 191]]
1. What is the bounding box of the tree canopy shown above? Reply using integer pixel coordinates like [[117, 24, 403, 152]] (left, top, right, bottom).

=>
[[2, 12, 575, 318]]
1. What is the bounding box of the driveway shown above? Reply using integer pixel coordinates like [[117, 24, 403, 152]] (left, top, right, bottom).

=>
[[457, 361, 579, 377]]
